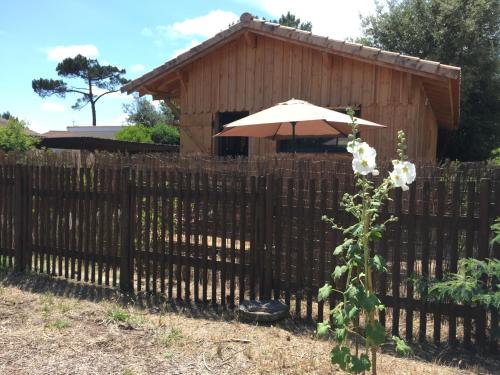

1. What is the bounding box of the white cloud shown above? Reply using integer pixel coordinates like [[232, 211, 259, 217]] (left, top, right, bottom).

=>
[[143, 10, 239, 46], [130, 64, 145, 73], [172, 39, 201, 58], [40, 102, 65, 112], [243, 0, 376, 40], [164, 10, 239, 39], [45, 44, 99, 61]]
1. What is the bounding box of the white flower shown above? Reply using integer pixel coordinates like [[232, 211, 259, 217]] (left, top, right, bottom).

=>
[[350, 141, 377, 175], [390, 160, 416, 190], [372, 169, 379, 176], [389, 169, 409, 190], [346, 139, 359, 154], [353, 142, 376, 160], [399, 161, 416, 184], [352, 155, 377, 175]]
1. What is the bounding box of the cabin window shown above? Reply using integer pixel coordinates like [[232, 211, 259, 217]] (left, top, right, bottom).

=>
[[215, 111, 249, 157], [277, 107, 361, 154]]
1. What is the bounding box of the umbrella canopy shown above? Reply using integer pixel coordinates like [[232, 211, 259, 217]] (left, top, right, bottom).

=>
[[214, 99, 386, 140]]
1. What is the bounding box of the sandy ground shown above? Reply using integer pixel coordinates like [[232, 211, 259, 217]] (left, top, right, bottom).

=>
[[0, 269, 498, 375]]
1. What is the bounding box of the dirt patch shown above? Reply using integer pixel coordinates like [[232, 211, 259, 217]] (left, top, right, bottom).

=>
[[0, 270, 498, 375]]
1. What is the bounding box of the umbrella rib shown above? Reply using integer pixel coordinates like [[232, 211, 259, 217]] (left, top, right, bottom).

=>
[[326, 120, 349, 137], [271, 122, 285, 140]]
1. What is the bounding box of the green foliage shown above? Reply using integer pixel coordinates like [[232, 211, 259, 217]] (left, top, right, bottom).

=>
[[32, 54, 129, 125], [392, 336, 413, 355], [123, 95, 176, 127], [115, 123, 179, 145], [47, 319, 70, 330], [489, 148, 500, 166], [491, 217, 500, 245], [150, 124, 180, 145], [259, 11, 313, 31], [275, 11, 312, 31], [360, 0, 500, 161], [116, 125, 152, 143], [0, 118, 38, 152], [162, 327, 183, 347], [427, 258, 500, 309], [106, 308, 131, 324], [1, 111, 18, 121]]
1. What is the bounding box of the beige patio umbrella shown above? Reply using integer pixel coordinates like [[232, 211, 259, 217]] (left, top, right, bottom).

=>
[[214, 99, 386, 151]]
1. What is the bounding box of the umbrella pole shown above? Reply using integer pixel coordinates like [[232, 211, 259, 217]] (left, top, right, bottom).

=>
[[291, 121, 297, 154]]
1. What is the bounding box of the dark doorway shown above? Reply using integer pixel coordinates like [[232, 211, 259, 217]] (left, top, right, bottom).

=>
[[216, 111, 249, 157]]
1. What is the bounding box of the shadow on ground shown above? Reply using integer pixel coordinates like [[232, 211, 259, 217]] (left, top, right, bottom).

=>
[[2, 267, 499, 373]]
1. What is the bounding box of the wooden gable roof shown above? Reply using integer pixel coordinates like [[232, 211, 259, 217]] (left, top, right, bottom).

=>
[[122, 12, 461, 129]]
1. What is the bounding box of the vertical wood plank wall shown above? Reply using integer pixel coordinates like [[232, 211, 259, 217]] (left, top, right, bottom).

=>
[[178, 34, 438, 160]]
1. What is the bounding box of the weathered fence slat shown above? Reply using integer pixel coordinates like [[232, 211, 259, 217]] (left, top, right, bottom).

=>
[[433, 181, 446, 345], [392, 188, 402, 337]]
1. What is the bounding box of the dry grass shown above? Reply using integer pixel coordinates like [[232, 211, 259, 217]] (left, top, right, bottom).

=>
[[0, 269, 498, 375]]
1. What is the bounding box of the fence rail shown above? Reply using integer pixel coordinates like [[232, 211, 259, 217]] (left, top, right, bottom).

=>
[[0, 154, 498, 352]]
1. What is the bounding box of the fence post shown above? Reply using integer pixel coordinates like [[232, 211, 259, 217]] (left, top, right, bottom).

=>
[[119, 167, 133, 293], [14, 164, 25, 272], [477, 178, 490, 351]]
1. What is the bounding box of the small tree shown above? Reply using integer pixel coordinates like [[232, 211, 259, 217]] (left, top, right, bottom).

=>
[[275, 11, 312, 31], [0, 119, 39, 152], [32, 54, 129, 126], [318, 110, 413, 374], [123, 95, 175, 127]]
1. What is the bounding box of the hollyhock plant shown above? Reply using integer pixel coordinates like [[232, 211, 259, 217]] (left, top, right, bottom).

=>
[[318, 110, 414, 374]]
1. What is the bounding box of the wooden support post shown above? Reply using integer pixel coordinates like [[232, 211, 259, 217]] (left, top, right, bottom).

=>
[[164, 97, 181, 121], [119, 167, 133, 293]]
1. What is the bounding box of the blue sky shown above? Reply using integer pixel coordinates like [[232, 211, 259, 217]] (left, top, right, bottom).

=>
[[0, 0, 375, 133]]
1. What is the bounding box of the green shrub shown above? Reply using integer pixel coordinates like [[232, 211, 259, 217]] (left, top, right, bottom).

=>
[[115, 125, 151, 143], [150, 124, 179, 145], [0, 118, 38, 151], [489, 148, 500, 166]]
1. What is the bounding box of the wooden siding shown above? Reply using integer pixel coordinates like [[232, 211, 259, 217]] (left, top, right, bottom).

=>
[[179, 34, 439, 160]]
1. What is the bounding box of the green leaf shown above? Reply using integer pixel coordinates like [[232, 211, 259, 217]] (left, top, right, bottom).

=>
[[331, 309, 345, 327], [360, 292, 381, 312], [369, 229, 382, 240], [333, 265, 348, 280], [333, 244, 344, 256], [330, 345, 351, 371], [350, 353, 371, 373], [347, 242, 362, 257], [370, 255, 387, 272], [366, 321, 386, 346], [318, 284, 333, 301], [317, 321, 330, 337], [392, 336, 413, 356], [334, 327, 347, 342], [346, 304, 359, 320]]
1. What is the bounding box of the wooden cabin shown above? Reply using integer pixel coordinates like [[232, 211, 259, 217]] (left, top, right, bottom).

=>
[[122, 12, 461, 161]]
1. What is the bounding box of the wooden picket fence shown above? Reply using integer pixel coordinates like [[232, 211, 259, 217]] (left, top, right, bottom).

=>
[[0, 153, 498, 352]]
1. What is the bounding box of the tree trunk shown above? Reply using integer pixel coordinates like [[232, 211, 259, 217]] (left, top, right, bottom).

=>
[[91, 102, 97, 126]]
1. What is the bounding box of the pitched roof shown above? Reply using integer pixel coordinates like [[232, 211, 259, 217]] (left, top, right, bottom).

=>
[[122, 12, 461, 129]]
